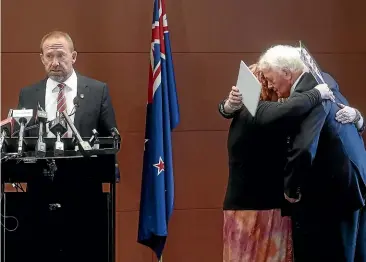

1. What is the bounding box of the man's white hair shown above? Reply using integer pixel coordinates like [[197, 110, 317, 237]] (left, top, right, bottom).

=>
[[257, 45, 305, 73]]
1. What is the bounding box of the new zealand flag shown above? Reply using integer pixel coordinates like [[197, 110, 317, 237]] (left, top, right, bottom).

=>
[[137, 0, 180, 259]]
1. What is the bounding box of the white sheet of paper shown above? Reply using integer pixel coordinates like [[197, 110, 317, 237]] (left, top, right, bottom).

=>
[[236, 61, 262, 116]]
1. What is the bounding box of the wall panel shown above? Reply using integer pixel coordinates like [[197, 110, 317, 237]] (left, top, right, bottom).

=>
[[165, 0, 366, 53], [172, 131, 228, 210], [116, 211, 153, 262], [153, 209, 223, 262], [1, 0, 153, 53], [116, 132, 145, 212], [3, 1, 366, 53], [2, 0, 365, 261]]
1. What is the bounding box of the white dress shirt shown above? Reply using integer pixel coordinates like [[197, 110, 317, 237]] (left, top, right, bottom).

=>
[[45, 69, 77, 137]]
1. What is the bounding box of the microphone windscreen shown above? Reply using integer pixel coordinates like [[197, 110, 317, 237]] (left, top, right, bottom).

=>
[[73, 96, 80, 107]]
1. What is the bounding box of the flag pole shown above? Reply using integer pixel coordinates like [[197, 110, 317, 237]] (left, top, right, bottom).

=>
[[159, 256, 163, 262]]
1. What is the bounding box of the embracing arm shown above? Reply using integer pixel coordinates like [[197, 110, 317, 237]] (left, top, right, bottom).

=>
[[322, 73, 364, 133], [254, 89, 322, 125], [284, 101, 331, 199]]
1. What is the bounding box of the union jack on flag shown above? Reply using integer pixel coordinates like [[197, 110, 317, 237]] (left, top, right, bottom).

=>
[[137, 0, 180, 259]]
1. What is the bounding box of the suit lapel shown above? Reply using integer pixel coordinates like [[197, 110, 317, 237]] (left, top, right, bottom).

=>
[[34, 79, 47, 110], [74, 74, 90, 131], [294, 72, 318, 93]]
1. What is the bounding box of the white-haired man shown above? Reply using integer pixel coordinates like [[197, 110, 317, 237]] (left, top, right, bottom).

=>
[[257, 45, 366, 262]]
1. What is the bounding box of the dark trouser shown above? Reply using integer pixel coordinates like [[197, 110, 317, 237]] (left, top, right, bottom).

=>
[[292, 203, 366, 262]]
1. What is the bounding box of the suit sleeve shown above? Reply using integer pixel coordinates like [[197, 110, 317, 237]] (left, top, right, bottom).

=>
[[254, 89, 321, 125], [98, 84, 120, 181], [98, 84, 118, 136], [284, 101, 331, 198], [17, 88, 25, 109]]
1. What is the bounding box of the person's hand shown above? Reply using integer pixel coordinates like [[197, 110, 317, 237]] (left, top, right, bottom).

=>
[[228, 86, 243, 107], [336, 104, 359, 124], [314, 83, 335, 102], [223, 86, 243, 113]]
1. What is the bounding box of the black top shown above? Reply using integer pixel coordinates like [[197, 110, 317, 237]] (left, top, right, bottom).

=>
[[219, 78, 322, 210]]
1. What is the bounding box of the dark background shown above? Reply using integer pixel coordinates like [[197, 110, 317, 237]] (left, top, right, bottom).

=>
[[2, 0, 366, 261]]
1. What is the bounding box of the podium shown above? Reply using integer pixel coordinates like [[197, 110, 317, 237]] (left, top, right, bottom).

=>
[[1, 136, 120, 262]]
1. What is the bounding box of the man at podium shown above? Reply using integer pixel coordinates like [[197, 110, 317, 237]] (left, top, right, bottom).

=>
[[15, 31, 118, 262]]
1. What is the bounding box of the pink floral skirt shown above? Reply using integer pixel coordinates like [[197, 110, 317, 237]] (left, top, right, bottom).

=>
[[223, 209, 293, 262]]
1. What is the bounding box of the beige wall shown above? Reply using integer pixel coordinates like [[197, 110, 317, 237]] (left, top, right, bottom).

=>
[[2, 0, 366, 261]]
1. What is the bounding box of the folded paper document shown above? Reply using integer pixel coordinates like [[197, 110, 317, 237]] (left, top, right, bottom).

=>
[[236, 60, 262, 116]]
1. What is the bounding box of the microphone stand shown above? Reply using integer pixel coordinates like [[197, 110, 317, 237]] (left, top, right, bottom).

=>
[[110, 127, 121, 150], [61, 111, 92, 156], [12, 109, 33, 155], [35, 107, 48, 157], [17, 118, 27, 154], [11, 97, 80, 137], [0, 129, 8, 153], [89, 129, 100, 149], [49, 112, 68, 156]]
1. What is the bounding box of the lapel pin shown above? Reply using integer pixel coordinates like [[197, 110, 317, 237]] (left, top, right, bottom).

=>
[[80, 94, 84, 99]]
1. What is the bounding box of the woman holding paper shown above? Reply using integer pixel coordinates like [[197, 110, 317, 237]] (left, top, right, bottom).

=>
[[218, 64, 336, 262]]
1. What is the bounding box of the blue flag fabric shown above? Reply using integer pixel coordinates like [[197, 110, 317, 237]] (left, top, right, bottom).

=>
[[137, 0, 180, 259]]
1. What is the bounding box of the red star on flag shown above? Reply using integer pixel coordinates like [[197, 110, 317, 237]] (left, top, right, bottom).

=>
[[153, 157, 165, 176]]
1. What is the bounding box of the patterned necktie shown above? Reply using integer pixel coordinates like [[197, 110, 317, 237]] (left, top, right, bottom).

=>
[[57, 83, 68, 137], [57, 83, 67, 113]]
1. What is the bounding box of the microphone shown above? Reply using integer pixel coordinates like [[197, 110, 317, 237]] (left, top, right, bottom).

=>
[[89, 129, 100, 149], [60, 111, 92, 156], [0, 109, 16, 152], [11, 96, 80, 137], [69, 96, 80, 117], [49, 111, 68, 156], [73, 96, 80, 108], [110, 127, 121, 150], [110, 127, 120, 139], [35, 104, 48, 157], [12, 108, 33, 154]]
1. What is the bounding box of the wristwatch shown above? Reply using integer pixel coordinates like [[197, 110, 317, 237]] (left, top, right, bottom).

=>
[[218, 98, 236, 118]]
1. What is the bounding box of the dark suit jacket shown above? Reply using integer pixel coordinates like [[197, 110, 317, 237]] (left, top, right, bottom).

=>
[[219, 87, 322, 210], [17, 72, 117, 138], [285, 72, 366, 211], [16, 72, 118, 195]]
